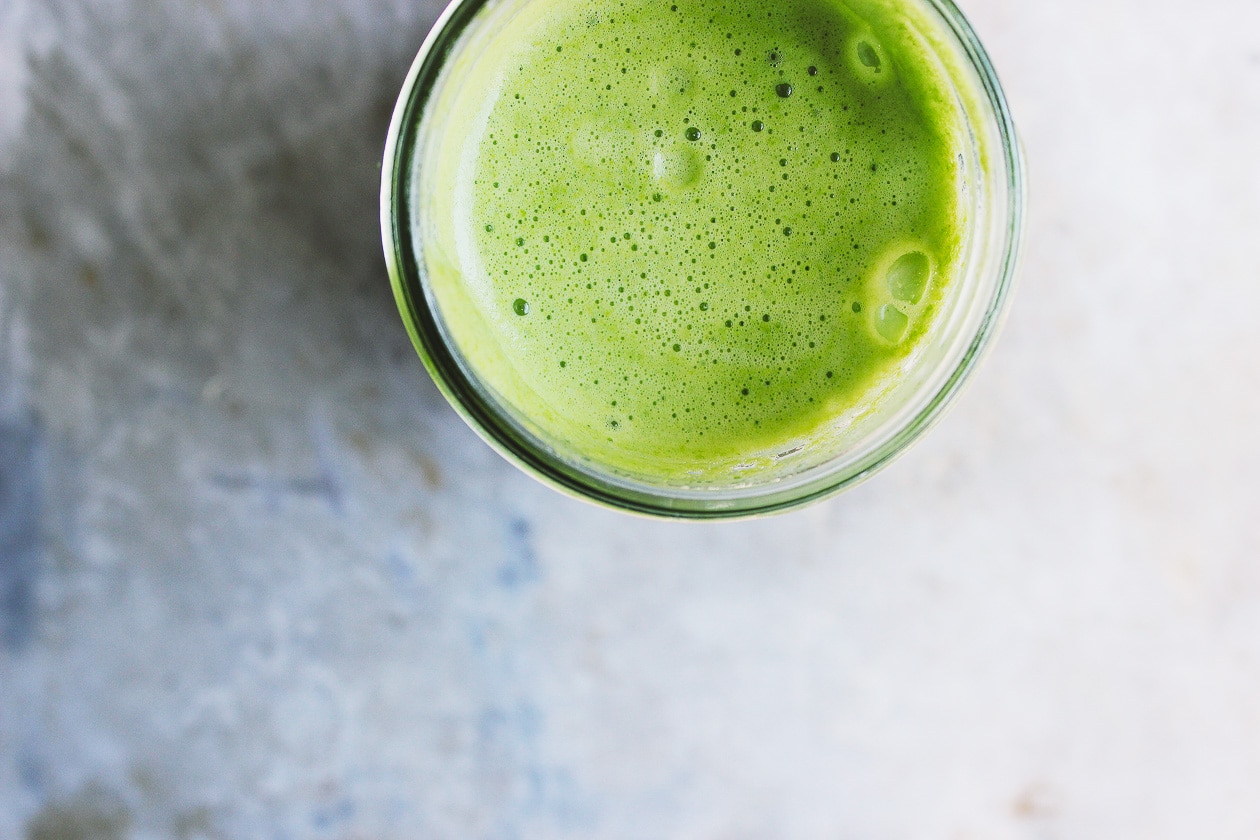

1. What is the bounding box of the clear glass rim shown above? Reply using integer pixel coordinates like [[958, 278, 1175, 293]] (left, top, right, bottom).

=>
[[381, 0, 1025, 520]]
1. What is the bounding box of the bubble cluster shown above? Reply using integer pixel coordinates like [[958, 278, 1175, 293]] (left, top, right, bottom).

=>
[[446, 0, 964, 466]]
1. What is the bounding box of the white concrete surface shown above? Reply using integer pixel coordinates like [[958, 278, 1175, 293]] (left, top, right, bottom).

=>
[[1, 0, 1258, 837]]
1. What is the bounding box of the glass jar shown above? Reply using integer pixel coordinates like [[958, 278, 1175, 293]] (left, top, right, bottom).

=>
[[381, 0, 1025, 519]]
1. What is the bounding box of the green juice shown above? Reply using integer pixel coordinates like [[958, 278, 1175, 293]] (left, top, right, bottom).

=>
[[417, 0, 971, 482]]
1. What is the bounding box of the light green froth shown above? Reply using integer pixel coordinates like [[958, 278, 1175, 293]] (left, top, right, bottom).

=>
[[420, 0, 971, 481]]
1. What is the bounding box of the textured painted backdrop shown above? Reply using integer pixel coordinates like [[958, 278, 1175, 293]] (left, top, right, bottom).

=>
[[2, 0, 1260, 838]]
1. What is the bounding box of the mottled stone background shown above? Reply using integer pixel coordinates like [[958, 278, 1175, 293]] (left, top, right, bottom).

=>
[[1, 0, 1259, 838]]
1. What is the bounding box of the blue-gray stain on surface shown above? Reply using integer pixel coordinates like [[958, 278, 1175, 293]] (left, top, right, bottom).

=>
[[476, 702, 598, 838], [0, 413, 42, 652], [16, 747, 47, 796], [526, 766, 593, 832], [476, 702, 541, 747], [208, 470, 341, 513], [384, 549, 415, 587], [311, 798, 356, 832], [383, 548, 435, 619], [498, 518, 540, 590]]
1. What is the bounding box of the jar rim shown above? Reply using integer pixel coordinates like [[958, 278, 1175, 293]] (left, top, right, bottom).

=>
[[381, 0, 1025, 519]]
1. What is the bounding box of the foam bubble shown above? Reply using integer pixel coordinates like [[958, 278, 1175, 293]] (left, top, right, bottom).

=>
[[873, 304, 909, 343], [849, 36, 890, 85], [886, 251, 931, 304], [653, 146, 704, 191]]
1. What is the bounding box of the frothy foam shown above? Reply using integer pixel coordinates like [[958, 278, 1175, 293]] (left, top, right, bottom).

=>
[[421, 0, 968, 479]]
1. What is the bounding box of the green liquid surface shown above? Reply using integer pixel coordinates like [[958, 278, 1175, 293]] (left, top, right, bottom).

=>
[[422, 0, 968, 480]]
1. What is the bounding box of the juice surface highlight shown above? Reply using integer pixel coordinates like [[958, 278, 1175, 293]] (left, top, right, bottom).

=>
[[422, 0, 968, 480]]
